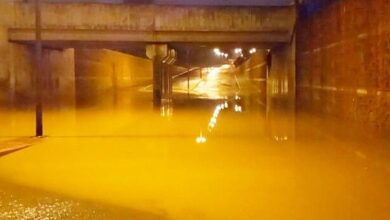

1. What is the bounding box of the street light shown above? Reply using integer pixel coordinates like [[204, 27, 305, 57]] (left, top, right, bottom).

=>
[[213, 48, 229, 59], [213, 48, 221, 55]]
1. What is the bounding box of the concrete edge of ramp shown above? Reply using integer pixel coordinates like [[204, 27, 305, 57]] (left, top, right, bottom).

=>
[[0, 137, 41, 157]]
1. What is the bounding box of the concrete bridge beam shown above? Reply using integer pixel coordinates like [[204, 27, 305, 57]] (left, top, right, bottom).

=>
[[8, 3, 296, 44]]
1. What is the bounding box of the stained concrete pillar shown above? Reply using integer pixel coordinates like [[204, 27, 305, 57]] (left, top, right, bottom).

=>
[[146, 44, 176, 107], [146, 44, 167, 107], [162, 64, 170, 102], [161, 49, 177, 104]]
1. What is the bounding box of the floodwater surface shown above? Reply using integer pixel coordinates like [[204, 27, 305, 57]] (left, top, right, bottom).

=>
[[0, 67, 389, 220]]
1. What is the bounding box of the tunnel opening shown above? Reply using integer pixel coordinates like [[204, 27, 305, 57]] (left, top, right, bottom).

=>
[[1, 1, 390, 219]]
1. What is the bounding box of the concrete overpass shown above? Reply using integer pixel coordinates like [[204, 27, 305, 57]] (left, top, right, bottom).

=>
[[2, 1, 298, 136], [37, 0, 295, 6], [9, 3, 296, 44]]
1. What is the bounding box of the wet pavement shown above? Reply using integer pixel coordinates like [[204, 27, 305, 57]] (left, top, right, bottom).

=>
[[0, 181, 166, 220], [0, 66, 389, 220]]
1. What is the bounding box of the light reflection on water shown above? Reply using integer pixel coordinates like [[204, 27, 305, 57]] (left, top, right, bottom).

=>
[[0, 69, 389, 220]]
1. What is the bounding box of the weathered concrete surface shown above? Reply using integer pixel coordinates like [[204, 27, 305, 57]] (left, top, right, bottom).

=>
[[12, 3, 294, 31], [8, 3, 296, 43], [0, 1, 16, 104], [296, 0, 390, 134], [236, 51, 268, 106], [42, 48, 75, 107], [0, 137, 40, 157], [267, 40, 296, 139], [1, 44, 75, 107], [43, 0, 295, 6], [10, 30, 292, 44], [1, 1, 75, 107], [75, 48, 153, 106], [234, 40, 296, 140], [9, 44, 35, 104]]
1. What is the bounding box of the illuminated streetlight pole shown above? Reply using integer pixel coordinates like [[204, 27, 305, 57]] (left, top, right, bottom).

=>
[[34, 0, 43, 137]]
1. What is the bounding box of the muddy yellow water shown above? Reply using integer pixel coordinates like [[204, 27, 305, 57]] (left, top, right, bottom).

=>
[[0, 69, 390, 220]]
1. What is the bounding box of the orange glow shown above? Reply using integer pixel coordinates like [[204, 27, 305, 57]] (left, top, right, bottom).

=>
[[0, 56, 389, 220]]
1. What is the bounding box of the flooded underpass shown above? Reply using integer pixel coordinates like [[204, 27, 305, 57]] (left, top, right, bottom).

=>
[[1, 0, 390, 219], [1, 62, 390, 220]]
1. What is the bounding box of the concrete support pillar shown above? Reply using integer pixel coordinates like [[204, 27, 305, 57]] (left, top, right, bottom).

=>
[[161, 49, 177, 104], [162, 64, 170, 102], [146, 44, 167, 107], [146, 44, 176, 107], [153, 59, 163, 106]]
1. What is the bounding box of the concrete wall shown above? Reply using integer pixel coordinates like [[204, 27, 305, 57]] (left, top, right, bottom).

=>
[[236, 51, 268, 106], [6, 46, 75, 107], [266, 41, 296, 140], [42, 48, 76, 107], [296, 0, 390, 133], [0, 0, 35, 106], [0, 1, 15, 105], [10, 44, 35, 104], [234, 43, 296, 139], [1, 1, 76, 108], [75, 48, 152, 105], [268, 42, 296, 109]]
